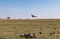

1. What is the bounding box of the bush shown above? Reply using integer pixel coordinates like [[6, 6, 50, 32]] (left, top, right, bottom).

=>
[[0, 37, 5, 39]]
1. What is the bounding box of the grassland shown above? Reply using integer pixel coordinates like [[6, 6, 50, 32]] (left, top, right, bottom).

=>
[[0, 19, 60, 39]]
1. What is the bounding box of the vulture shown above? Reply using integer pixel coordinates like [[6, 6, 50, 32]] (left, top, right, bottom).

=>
[[31, 14, 37, 18]]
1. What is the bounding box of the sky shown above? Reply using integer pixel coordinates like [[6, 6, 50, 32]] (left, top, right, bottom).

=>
[[0, 0, 60, 19]]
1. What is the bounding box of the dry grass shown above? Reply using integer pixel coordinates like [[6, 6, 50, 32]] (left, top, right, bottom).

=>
[[0, 19, 60, 39]]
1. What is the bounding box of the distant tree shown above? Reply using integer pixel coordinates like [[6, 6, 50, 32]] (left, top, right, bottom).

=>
[[7, 17, 10, 19]]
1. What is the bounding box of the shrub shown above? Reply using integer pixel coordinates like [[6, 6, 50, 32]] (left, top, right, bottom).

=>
[[0, 37, 6, 39]]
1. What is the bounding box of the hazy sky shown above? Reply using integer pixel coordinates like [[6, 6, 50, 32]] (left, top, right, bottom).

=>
[[0, 0, 60, 19]]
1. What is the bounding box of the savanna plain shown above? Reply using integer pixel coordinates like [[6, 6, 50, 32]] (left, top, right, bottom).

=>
[[0, 19, 60, 39]]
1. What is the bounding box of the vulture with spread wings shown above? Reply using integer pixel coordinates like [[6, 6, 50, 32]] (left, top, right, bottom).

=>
[[31, 14, 37, 18]]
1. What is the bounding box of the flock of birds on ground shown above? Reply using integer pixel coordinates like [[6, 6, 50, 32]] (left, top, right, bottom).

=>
[[19, 27, 60, 39]]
